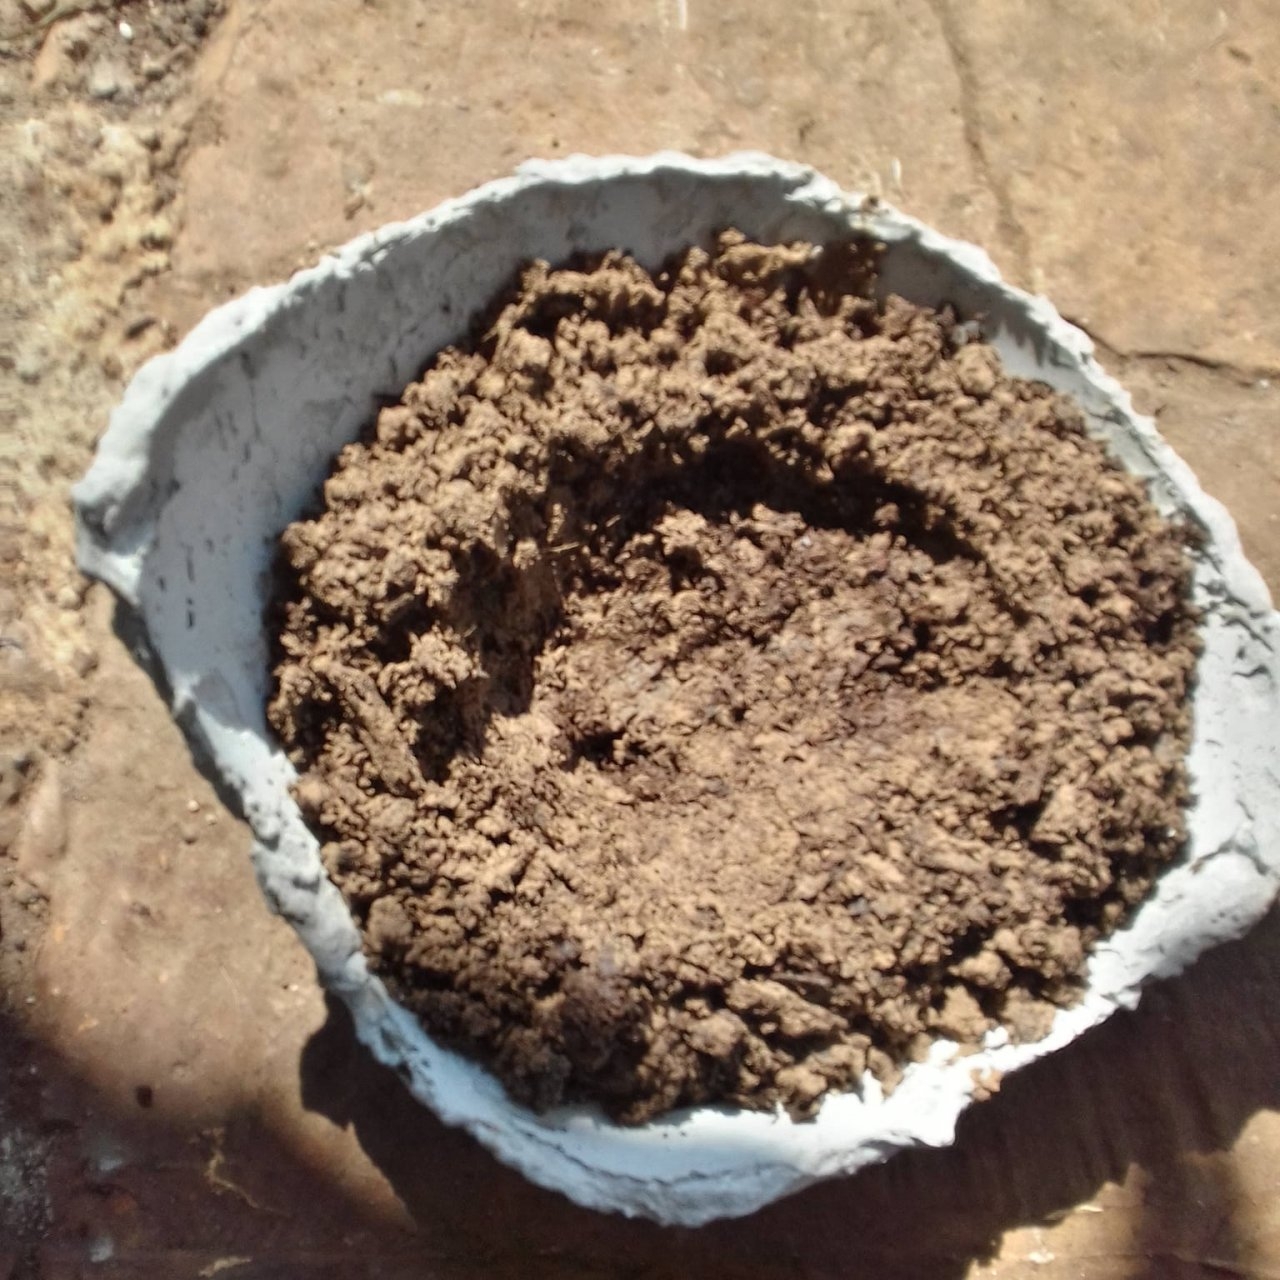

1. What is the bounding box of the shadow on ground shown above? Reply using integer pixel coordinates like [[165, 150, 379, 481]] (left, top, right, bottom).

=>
[[1, 907, 1274, 1278], [298, 905, 1280, 1279]]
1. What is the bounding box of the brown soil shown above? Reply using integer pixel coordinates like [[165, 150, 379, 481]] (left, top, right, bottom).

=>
[[267, 233, 1199, 1123]]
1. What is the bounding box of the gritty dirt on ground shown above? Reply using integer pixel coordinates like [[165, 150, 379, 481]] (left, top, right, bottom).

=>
[[0, 3, 228, 1273], [0, 1050, 51, 1268], [0, 0, 224, 763], [268, 234, 1200, 1123], [0, 0, 225, 834]]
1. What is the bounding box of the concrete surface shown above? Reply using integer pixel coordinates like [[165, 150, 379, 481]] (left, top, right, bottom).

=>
[[2, 0, 1279, 1275]]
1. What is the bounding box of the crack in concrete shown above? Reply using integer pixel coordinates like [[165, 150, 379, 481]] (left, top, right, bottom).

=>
[[926, 0, 1034, 286], [1121, 348, 1280, 384], [1061, 315, 1280, 386]]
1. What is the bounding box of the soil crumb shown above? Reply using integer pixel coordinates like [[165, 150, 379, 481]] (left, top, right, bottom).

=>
[[268, 232, 1200, 1122]]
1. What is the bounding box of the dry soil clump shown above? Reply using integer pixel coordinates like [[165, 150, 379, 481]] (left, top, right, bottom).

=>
[[268, 233, 1199, 1122]]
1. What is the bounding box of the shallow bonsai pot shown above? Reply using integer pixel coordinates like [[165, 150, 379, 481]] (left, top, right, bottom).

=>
[[73, 153, 1280, 1226]]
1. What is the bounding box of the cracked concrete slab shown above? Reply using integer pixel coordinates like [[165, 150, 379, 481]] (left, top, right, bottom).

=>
[[3, 0, 1279, 1273], [164, 0, 1002, 329], [938, 0, 1280, 371]]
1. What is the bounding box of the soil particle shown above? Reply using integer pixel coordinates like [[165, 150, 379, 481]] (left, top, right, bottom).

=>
[[268, 232, 1200, 1123]]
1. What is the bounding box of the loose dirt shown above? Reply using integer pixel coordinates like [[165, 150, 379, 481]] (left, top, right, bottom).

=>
[[267, 233, 1200, 1122]]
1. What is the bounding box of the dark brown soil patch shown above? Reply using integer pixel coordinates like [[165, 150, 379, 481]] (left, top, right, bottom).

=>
[[267, 233, 1199, 1123]]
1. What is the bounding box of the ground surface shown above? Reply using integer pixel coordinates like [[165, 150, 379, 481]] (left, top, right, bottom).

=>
[[0, 1, 1278, 1276]]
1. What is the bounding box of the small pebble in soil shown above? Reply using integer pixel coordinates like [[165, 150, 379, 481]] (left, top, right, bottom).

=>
[[71, 647, 99, 677], [87, 1237, 115, 1265], [87, 60, 125, 100]]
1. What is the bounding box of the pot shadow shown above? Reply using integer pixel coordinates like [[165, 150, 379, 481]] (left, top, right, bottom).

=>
[[299, 904, 1280, 1279]]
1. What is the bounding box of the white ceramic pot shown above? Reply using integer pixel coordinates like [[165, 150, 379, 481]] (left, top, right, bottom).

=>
[[73, 154, 1280, 1225]]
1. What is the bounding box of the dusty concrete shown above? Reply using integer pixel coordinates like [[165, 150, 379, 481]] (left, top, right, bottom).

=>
[[2, 0, 1279, 1274]]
